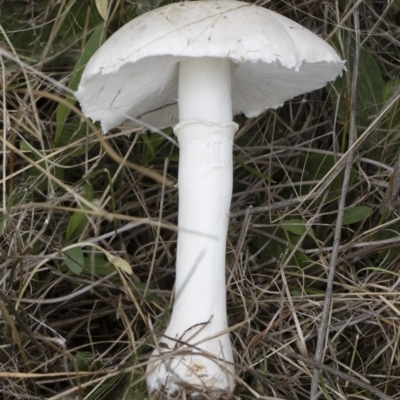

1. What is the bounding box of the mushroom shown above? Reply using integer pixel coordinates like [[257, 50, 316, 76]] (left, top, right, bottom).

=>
[[76, 1, 344, 397]]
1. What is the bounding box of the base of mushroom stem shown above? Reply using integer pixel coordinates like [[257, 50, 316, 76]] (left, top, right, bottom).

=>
[[148, 388, 235, 400], [146, 350, 235, 399]]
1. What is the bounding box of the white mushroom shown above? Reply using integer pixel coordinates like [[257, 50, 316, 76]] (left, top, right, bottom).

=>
[[76, 1, 344, 398]]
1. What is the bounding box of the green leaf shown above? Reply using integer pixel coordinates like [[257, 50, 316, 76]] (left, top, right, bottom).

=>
[[140, 132, 168, 163], [83, 256, 115, 275], [233, 154, 274, 183], [292, 251, 314, 269], [64, 247, 84, 274], [65, 182, 95, 243], [257, 218, 313, 269], [392, 0, 400, 12], [0, 214, 6, 232], [132, 281, 160, 303], [66, 211, 87, 243], [55, 115, 92, 157], [169, 154, 179, 162], [282, 219, 306, 236], [55, 24, 105, 144], [383, 79, 400, 130], [329, 34, 384, 128], [20, 141, 43, 161], [75, 351, 96, 371], [375, 222, 400, 263], [303, 153, 357, 201], [340, 206, 371, 225], [140, 132, 157, 163]]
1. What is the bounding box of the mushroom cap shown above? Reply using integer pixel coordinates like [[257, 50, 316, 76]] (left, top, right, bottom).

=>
[[76, 0, 345, 132]]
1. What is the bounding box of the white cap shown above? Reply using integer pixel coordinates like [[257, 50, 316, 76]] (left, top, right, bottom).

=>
[[76, 0, 345, 132]]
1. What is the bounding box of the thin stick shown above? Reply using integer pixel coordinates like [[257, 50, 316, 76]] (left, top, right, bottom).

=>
[[143, 158, 169, 301], [229, 192, 321, 218], [310, 7, 360, 399]]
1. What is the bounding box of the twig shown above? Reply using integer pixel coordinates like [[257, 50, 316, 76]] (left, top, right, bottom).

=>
[[328, 0, 364, 39], [230, 192, 321, 218], [310, 7, 361, 399], [143, 158, 169, 300], [6, 272, 117, 304]]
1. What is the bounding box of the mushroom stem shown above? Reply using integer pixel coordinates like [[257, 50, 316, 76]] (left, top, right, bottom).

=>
[[179, 57, 233, 123], [174, 57, 234, 327], [173, 121, 235, 334], [146, 58, 237, 396]]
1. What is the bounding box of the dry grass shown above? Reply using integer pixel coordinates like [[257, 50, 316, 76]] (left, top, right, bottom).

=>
[[1, 0, 400, 399]]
